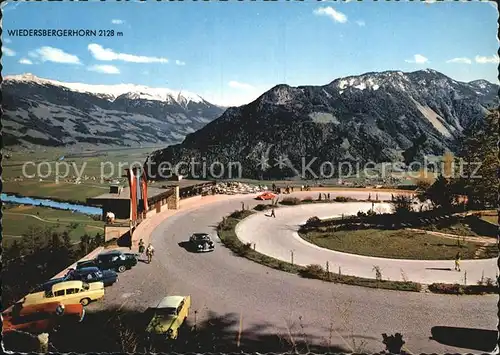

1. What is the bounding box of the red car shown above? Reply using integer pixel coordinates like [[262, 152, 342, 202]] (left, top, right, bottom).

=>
[[256, 192, 277, 200], [2, 302, 85, 334]]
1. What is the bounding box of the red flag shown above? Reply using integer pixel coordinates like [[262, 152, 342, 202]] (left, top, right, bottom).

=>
[[126, 168, 138, 221], [141, 168, 148, 212]]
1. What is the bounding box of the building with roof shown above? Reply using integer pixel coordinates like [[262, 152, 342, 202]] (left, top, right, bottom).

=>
[[87, 178, 216, 243], [87, 184, 175, 221]]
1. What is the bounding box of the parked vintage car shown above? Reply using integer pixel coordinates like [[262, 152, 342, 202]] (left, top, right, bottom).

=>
[[31, 267, 118, 294], [256, 192, 277, 200], [2, 302, 85, 333], [189, 233, 215, 252], [76, 250, 138, 273], [20, 280, 104, 307], [65, 267, 118, 287], [145, 295, 191, 340], [31, 277, 68, 293]]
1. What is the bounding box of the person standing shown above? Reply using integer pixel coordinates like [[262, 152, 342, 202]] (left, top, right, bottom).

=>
[[270, 208, 276, 218], [146, 243, 155, 264], [454, 252, 461, 271], [138, 239, 145, 255]]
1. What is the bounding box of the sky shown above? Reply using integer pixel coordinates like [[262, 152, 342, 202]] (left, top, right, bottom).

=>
[[2, 0, 499, 107]]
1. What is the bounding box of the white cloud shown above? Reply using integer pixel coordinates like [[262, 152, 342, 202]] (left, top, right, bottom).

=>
[[3, 46, 16, 56], [19, 58, 33, 65], [313, 6, 348, 23], [405, 54, 429, 64], [34, 46, 81, 64], [88, 43, 169, 63], [111, 19, 124, 25], [175, 60, 186, 66], [228, 81, 255, 90], [446, 57, 472, 64], [475, 55, 500, 64], [356, 20, 365, 27], [4, 38, 12, 44], [87, 64, 120, 74]]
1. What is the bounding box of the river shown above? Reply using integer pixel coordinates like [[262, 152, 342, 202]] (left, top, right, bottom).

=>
[[1, 193, 102, 216]]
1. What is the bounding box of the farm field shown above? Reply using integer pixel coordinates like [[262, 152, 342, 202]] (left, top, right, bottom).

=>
[[2, 204, 105, 245], [3, 146, 162, 202]]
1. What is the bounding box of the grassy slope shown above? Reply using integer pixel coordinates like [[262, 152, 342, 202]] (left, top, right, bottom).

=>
[[2, 205, 104, 245]]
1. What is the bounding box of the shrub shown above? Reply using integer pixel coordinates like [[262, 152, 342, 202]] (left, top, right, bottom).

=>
[[485, 277, 495, 287], [306, 216, 321, 226], [427, 282, 498, 295], [253, 204, 274, 211], [357, 211, 367, 217], [299, 264, 325, 279], [229, 210, 253, 219], [366, 209, 377, 216], [372, 265, 382, 281], [334, 196, 350, 202], [280, 197, 301, 205], [235, 242, 252, 256]]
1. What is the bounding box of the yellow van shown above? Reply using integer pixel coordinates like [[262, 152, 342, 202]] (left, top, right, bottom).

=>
[[21, 280, 104, 306]]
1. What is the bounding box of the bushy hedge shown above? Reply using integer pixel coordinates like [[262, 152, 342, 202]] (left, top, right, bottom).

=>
[[334, 196, 354, 202], [253, 204, 276, 211], [428, 283, 498, 295], [306, 216, 321, 226], [217, 212, 424, 292], [280, 197, 301, 205]]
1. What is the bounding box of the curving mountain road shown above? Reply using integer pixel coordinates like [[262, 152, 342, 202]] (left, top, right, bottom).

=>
[[91, 191, 497, 354], [236, 202, 497, 284]]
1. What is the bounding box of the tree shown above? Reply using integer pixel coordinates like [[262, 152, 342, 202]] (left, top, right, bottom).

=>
[[390, 194, 413, 215], [4, 240, 23, 264], [61, 231, 72, 249], [457, 109, 497, 208], [424, 175, 455, 211], [80, 234, 92, 255]]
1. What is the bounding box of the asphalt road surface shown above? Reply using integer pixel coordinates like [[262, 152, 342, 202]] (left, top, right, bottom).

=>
[[90, 191, 497, 354], [236, 202, 497, 284]]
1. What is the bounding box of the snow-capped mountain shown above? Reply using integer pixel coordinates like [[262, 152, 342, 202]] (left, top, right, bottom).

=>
[[2, 74, 226, 148], [149, 69, 498, 180]]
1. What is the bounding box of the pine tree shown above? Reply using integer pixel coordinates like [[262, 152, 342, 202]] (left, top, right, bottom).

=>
[[425, 174, 455, 211], [457, 109, 498, 208]]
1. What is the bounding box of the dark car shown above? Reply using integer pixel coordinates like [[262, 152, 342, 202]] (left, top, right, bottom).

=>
[[189, 233, 215, 252], [31, 278, 68, 293], [76, 250, 138, 273], [66, 267, 118, 287]]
